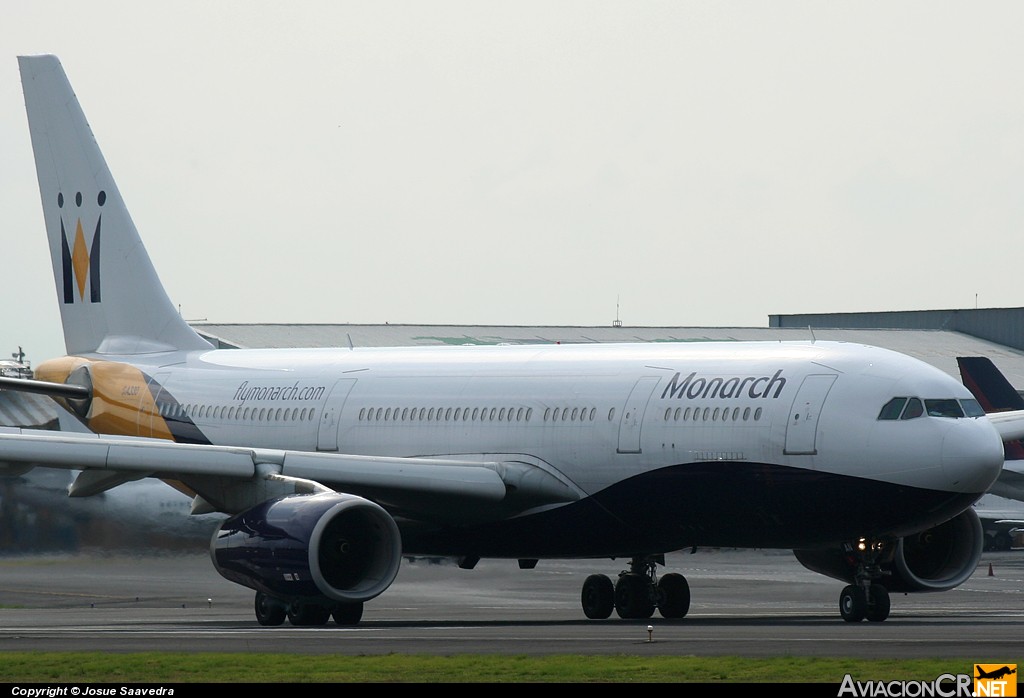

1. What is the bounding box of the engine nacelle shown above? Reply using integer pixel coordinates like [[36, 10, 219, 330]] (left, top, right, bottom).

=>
[[793, 508, 983, 593], [211, 491, 402, 604]]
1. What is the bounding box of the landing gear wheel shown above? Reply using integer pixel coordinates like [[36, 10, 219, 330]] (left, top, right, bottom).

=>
[[287, 602, 332, 626], [839, 584, 867, 623], [656, 572, 690, 619], [865, 584, 890, 622], [615, 572, 655, 619], [332, 602, 364, 626], [254, 592, 286, 627], [581, 574, 614, 619], [833, 537, 897, 622]]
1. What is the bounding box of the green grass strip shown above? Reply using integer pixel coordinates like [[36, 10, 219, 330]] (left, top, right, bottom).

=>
[[0, 653, 1001, 683]]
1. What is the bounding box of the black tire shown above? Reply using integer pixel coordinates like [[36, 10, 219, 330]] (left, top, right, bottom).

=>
[[865, 583, 890, 622], [254, 592, 286, 627], [332, 602, 364, 626], [839, 584, 867, 623], [614, 573, 655, 619], [581, 574, 615, 620], [287, 602, 332, 626], [657, 572, 690, 619]]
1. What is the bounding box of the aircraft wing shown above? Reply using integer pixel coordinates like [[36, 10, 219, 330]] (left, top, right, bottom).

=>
[[0, 426, 516, 507]]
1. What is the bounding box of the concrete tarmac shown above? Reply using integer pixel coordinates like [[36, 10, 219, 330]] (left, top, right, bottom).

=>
[[0, 548, 1021, 659]]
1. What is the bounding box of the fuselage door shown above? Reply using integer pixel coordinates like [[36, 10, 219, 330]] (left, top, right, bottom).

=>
[[617, 376, 660, 454], [317, 378, 357, 451], [784, 374, 838, 455]]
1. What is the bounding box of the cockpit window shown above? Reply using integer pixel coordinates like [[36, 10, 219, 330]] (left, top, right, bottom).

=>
[[960, 398, 985, 417], [880, 396, 985, 421], [925, 399, 964, 418], [878, 397, 907, 420], [901, 398, 924, 420]]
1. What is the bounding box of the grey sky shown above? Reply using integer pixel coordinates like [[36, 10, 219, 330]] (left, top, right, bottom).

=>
[[3, 2, 1024, 365]]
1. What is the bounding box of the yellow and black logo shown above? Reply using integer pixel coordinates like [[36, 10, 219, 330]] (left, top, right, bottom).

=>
[[975, 664, 1017, 697], [58, 190, 104, 304]]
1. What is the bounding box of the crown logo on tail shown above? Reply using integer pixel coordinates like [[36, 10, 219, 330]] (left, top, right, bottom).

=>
[[58, 190, 104, 303]]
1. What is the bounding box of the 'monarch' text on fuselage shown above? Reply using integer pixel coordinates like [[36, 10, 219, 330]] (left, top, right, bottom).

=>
[[660, 370, 787, 401]]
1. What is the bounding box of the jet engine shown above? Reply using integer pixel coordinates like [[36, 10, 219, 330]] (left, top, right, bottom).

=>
[[211, 491, 402, 604], [793, 507, 983, 593]]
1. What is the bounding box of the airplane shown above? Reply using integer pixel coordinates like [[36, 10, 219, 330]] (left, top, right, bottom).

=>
[[971, 494, 1024, 551], [0, 53, 1020, 627], [1, 466, 223, 554], [956, 356, 1024, 503], [975, 666, 1017, 681], [953, 356, 1024, 549]]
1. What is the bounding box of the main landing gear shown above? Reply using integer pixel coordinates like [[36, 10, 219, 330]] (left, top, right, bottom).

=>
[[581, 555, 691, 620], [254, 591, 364, 627], [838, 539, 891, 623]]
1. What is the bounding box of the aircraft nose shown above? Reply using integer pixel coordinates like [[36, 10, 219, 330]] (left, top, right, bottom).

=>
[[941, 420, 1003, 492]]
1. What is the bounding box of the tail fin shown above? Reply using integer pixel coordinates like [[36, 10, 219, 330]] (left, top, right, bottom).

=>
[[957, 357, 1024, 412], [18, 55, 211, 356]]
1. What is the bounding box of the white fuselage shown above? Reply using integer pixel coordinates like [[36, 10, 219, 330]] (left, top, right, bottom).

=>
[[66, 339, 1003, 556], [130, 341, 994, 488]]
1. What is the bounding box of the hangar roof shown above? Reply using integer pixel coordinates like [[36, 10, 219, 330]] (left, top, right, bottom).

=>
[[191, 323, 1024, 388]]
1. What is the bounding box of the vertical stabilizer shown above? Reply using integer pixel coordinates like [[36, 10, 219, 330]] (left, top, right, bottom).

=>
[[18, 55, 211, 356], [957, 357, 1024, 412]]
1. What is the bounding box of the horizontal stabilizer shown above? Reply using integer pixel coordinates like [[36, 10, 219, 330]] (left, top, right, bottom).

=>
[[0, 375, 90, 401], [983, 410, 1024, 442]]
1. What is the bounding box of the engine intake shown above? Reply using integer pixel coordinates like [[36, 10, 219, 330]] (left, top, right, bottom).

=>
[[211, 491, 402, 603], [793, 507, 983, 593]]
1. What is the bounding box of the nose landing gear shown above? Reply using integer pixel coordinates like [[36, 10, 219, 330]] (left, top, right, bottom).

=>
[[838, 539, 891, 623]]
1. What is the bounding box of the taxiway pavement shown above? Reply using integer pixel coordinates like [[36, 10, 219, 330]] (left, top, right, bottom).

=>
[[0, 548, 1021, 659]]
